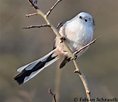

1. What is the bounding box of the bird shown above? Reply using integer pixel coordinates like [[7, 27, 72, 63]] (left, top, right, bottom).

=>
[[14, 12, 95, 85]]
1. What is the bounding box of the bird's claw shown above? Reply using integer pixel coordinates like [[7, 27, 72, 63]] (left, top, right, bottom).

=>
[[60, 37, 66, 43], [70, 54, 77, 60]]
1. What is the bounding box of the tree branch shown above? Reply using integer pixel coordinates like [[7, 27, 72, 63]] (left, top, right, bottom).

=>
[[46, 0, 62, 17], [74, 36, 99, 55], [72, 37, 99, 102], [23, 24, 50, 29], [28, 0, 39, 9], [26, 12, 38, 17], [48, 88, 57, 102], [73, 60, 91, 102]]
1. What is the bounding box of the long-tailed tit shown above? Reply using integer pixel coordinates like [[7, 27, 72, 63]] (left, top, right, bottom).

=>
[[14, 12, 95, 85]]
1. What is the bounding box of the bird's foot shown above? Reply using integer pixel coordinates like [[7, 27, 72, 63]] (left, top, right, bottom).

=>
[[60, 36, 66, 43]]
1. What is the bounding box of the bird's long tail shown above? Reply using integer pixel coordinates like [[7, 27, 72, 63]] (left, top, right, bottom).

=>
[[14, 49, 59, 85]]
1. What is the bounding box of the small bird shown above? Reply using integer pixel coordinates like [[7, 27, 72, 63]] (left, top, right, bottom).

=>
[[14, 12, 95, 85]]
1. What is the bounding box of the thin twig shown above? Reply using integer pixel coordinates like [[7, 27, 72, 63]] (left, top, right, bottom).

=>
[[48, 88, 57, 102], [32, 0, 38, 5], [28, 0, 39, 9], [23, 24, 50, 29], [73, 60, 91, 102], [46, 0, 62, 17], [74, 36, 99, 55], [56, 22, 64, 29], [26, 12, 38, 17]]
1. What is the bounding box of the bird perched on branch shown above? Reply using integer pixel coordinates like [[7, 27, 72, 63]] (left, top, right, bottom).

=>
[[14, 12, 95, 85]]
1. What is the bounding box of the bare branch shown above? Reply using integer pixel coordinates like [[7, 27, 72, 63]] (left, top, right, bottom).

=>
[[73, 60, 91, 102], [23, 24, 50, 29], [72, 36, 100, 102], [32, 0, 38, 5], [25, 0, 38, 17], [28, 0, 39, 9], [46, 0, 62, 17], [74, 36, 99, 55], [56, 22, 64, 29], [26, 12, 38, 17], [48, 88, 57, 102]]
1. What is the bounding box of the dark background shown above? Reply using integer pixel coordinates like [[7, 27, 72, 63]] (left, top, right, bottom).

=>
[[0, 0, 118, 102]]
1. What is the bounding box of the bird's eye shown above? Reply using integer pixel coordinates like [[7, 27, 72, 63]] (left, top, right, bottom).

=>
[[85, 19, 87, 22], [79, 16, 82, 19]]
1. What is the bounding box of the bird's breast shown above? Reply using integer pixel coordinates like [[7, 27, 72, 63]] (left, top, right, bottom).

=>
[[65, 23, 93, 51]]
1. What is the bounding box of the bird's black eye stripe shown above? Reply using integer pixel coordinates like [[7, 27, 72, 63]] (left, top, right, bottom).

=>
[[85, 19, 87, 22], [79, 16, 82, 19]]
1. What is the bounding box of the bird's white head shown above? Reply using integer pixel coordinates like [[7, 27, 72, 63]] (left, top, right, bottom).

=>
[[77, 12, 95, 29]]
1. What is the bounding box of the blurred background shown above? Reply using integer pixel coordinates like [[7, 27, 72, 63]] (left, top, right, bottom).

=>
[[0, 0, 118, 102]]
